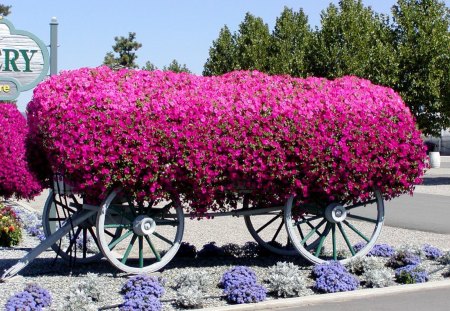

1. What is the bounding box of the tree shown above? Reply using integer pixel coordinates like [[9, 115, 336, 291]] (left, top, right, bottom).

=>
[[269, 7, 312, 77], [309, 0, 398, 86], [203, 26, 236, 76], [234, 13, 272, 72], [392, 0, 450, 135], [0, 4, 11, 16], [142, 61, 157, 71], [163, 59, 191, 73], [103, 32, 142, 69]]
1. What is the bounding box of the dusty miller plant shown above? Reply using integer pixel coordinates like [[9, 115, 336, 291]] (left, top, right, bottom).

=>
[[347, 256, 386, 275], [362, 267, 394, 288], [60, 273, 101, 311], [175, 285, 204, 308], [438, 251, 450, 265], [174, 269, 213, 292], [265, 262, 306, 297], [396, 243, 425, 259]]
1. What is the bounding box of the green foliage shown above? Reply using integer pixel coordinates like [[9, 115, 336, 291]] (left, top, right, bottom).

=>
[[392, 0, 450, 135], [234, 13, 271, 72], [309, 0, 398, 86], [0, 4, 11, 16], [103, 32, 142, 69], [163, 59, 191, 73], [203, 26, 236, 76], [142, 61, 157, 71], [0, 203, 22, 247], [269, 7, 312, 77]]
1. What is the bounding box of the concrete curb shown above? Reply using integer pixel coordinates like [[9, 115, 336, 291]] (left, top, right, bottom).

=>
[[200, 279, 450, 311]]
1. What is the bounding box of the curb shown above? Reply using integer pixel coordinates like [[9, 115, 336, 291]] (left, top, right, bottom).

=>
[[2, 199, 37, 214], [200, 279, 450, 311]]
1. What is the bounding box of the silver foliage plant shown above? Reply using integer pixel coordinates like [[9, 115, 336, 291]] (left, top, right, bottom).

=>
[[396, 243, 425, 259], [438, 251, 450, 265], [60, 273, 101, 311], [265, 262, 306, 297], [362, 268, 394, 288], [174, 269, 213, 308], [347, 256, 386, 275]]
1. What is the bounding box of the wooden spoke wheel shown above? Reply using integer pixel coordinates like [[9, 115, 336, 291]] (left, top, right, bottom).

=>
[[42, 190, 103, 263], [96, 189, 184, 274], [284, 189, 385, 264]]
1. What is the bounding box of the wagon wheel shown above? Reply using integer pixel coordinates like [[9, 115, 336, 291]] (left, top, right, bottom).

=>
[[96, 188, 184, 274], [284, 189, 384, 264], [42, 190, 103, 263], [244, 195, 319, 256]]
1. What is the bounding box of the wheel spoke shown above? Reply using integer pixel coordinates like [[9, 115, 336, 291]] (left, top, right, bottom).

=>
[[347, 213, 378, 224], [82, 228, 88, 258], [155, 219, 179, 226], [271, 219, 284, 242], [54, 200, 77, 213], [337, 222, 355, 255], [300, 219, 326, 245], [88, 227, 101, 250], [109, 205, 134, 222], [104, 223, 131, 229], [126, 198, 138, 217], [65, 227, 82, 255], [145, 235, 161, 262], [256, 214, 281, 234], [314, 223, 331, 257], [121, 234, 137, 264], [343, 220, 370, 242], [294, 215, 322, 226], [152, 232, 174, 246], [332, 224, 337, 260], [108, 229, 133, 250], [138, 236, 144, 268]]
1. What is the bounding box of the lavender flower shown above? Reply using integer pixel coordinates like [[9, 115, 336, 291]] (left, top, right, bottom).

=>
[[121, 275, 165, 299], [24, 283, 52, 308], [388, 250, 421, 268], [395, 265, 428, 284], [224, 284, 267, 304], [352, 242, 395, 257], [120, 295, 161, 311], [313, 261, 359, 293], [221, 266, 257, 289], [422, 244, 443, 260], [5, 291, 38, 311]]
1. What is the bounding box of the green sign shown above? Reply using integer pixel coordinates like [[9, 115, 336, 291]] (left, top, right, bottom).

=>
[[0, 18, 49, 100]]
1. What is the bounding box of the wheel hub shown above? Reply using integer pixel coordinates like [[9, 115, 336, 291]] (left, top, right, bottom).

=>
[[133, 215, 156, 236], [324, 203, 347, 223]]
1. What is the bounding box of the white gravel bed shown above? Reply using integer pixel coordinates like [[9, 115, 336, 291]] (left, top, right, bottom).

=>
[[1, 217, 449, 311]]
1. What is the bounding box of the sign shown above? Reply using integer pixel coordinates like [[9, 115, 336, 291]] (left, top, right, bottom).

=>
[[0, 18, 49, 100]]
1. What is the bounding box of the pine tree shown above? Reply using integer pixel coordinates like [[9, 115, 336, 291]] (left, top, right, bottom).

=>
[[203, 26, 236, 76], [103, 32, 142, 69]]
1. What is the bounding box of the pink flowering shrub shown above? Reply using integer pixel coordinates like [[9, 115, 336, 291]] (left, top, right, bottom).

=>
[[0, 103, 42, 199], [27, 67, 426, 213]]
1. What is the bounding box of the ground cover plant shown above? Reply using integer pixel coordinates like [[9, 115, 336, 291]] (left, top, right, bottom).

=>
[[0, 203, 22, 247], [28, 68, 426, 215]]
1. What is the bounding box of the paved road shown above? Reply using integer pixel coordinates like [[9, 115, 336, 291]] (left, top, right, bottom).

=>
[[279, 284, 450, 311]]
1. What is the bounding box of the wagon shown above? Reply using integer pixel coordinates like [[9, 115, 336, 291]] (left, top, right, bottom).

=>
[[1, 68, 425, 281]]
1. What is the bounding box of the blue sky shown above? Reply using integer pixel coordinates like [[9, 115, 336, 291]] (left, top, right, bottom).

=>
[[3, 0, 447, 111]]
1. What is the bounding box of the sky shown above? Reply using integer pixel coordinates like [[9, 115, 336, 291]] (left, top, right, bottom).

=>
[[2, 0, 448, 111]]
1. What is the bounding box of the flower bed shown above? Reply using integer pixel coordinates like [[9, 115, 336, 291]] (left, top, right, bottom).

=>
[[27, 67, 426, 213], [0, 103, 42, 199]]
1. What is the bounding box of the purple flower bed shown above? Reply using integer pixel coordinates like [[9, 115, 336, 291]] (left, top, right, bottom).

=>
[[423, 244, 443, 260], [313, 261, 360, 293], [5, 284, 52, 311], [27, 68, 426, 213], [221, 266, 266, 304], [395, 265, 428, 284], [353, 242, 395, 257]]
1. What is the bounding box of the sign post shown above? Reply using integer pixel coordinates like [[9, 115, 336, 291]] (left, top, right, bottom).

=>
[[0, 17, 49, 101]]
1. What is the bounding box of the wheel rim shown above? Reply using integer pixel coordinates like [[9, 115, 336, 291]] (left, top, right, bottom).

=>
[[284, 189, 384, 264], [96, 189, 184, 274], [42, 190, 103, 263]]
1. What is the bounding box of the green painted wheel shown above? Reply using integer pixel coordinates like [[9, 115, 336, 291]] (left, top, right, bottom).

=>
[[284, 189, 385, 264], [96, 188, 184, 274], [42, 190, 103, 263]]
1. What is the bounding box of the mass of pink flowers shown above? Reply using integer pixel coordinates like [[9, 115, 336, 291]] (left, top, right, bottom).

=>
[[27, 67, 427, 213], [0, 103, 42, 199]]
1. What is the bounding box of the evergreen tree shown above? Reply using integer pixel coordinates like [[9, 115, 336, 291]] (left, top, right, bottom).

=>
[[392, 0, 450, 135], [203, 26, 236, 76], [0, 4, 11, 16], [269, 7, 312, 77], [163, 59, 191, 73], [234, 13, 271, 72], [310, 0, 398, 86], [142, 61, 157, 71], [103, 32, 142, 69]]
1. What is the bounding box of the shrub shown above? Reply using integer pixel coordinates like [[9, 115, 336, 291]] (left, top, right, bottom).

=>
[[347, 256, 386, 275], [241, 242, 261, 258], [175, 242, 197, 258], [0, 204, 22, 247], [313, 261, 359, 293], [221, 266, 257, 289], [197, 241, 223, 258], [362, 268, 394, 288], [28, 68, 426, 214], [352, 242, 395, 257], [395, 265, 428, 284], [175, 286, 204, 308], [121, 275, 165, 299], [61, 273, 101, 310], [422, 244, 443, 260], [266, 262, 306, 297], [222, 243, 243, 258], [23, 283, 52, 308], [0, 102, 42, 199], [224, 283, 267, 304], [388, 250, 421, 268], [5, 291, 38, 311], [174, 269, 213, 292], [438, 251, 450, 265]]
